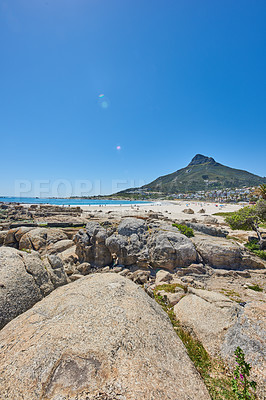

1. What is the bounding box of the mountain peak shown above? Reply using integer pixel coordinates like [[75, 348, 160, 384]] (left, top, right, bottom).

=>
[[188, 154, 216, 166]]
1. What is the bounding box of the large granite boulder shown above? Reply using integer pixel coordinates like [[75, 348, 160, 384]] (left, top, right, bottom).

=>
[[18, 228, 68, 252], [0, 273, 210, 400], [18, 228, 47, 250], [0, 247, 67, 329], [192, 234, 266, 269], [148, 231, 198, 270], [117, 217, 147, 236], [106, 233, 149, 267]]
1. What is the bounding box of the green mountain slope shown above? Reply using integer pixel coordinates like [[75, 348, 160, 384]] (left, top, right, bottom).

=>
[[140, 154, 266, 193]]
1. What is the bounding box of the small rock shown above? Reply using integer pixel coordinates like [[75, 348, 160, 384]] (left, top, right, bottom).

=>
[[133, 270, 150, 284], [204, 216, 218, 225], [76, 262, 91, 275], [182, 208, 194, 214], [47, 254, 63, 270], [155, 270, 173, 286]]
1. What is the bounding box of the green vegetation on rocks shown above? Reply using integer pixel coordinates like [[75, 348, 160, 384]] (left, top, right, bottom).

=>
[[245, 240, 266, 260], [248, 284, 263, 292], [232, 347, 257, 400], [172, 223, 194, 238]]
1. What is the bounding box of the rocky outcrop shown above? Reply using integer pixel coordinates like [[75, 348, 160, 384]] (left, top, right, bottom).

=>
[[76, 219, 198, 271], [57, 245, 79, 275], [0, 247, 67, 329], [0, 273, 211, 400], [203, 215, 218, 225], [117, 217, 147, 236], [73, 219, 265, 272], [192, 234, 266, 269], [74, 222, 112, 267]]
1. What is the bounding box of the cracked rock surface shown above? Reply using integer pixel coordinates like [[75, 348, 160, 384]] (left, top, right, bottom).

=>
[[0, 273, 211, 400]]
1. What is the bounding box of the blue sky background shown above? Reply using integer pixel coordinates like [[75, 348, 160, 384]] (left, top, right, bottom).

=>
[[0, 0, 265, 196]]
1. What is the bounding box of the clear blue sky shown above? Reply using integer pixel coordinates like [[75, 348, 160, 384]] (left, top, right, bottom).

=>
[[0, 0, 265, 196]]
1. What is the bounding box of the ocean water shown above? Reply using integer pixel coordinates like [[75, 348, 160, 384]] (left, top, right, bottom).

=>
[[0, 197, 150, 206]]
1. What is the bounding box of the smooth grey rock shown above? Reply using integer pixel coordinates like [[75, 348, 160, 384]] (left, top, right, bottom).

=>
[[0, 273, 211, 400], [45, 254, 68, 288], [47, 254, 64, 269]]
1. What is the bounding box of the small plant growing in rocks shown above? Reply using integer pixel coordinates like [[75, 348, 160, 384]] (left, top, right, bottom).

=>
[[172, 223, 194, 238], [231, 347, 256, 400]]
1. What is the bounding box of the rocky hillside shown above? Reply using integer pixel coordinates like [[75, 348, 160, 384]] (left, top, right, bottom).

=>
[[129, 154, 266, 193]]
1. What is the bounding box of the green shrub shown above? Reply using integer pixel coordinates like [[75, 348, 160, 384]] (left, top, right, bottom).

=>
[[172, 223, 194, 238], [253, 250, 266, 260], [245, 241, 260, 251], [245, 241, 266, 260]]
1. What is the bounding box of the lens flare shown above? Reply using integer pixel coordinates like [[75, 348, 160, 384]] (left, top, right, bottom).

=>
[[98, 94, 110, 109], [116, 145, 121, 150]]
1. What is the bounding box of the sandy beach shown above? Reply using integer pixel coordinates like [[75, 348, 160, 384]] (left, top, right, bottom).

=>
[[80, 200, 243, 223]]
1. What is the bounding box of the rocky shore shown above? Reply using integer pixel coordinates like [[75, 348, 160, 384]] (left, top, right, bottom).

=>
[[0, 202, 265, 399]]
